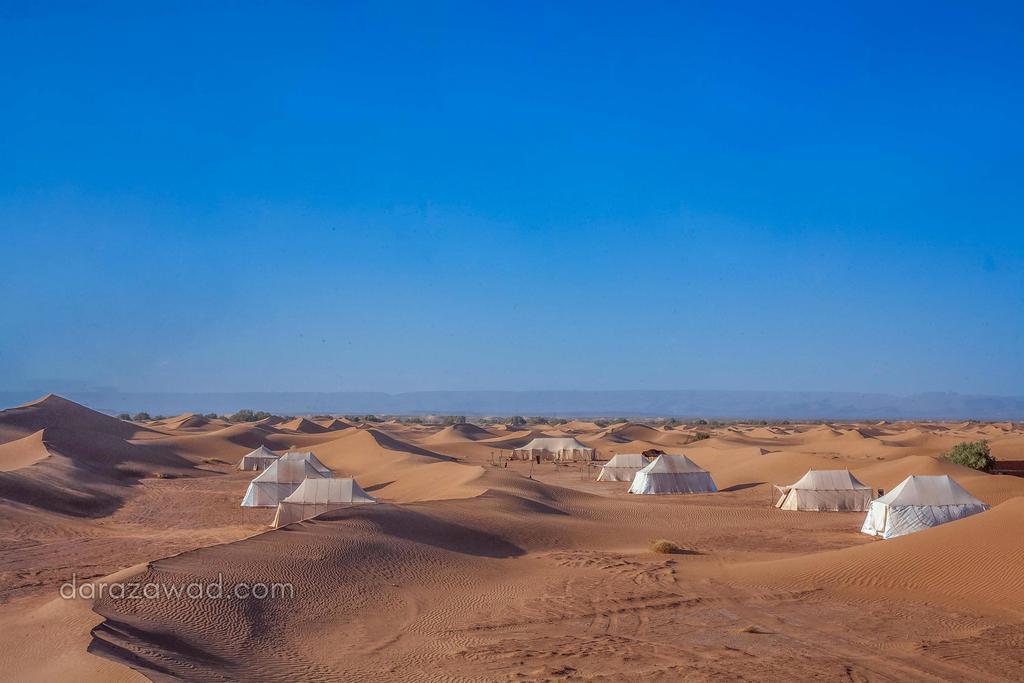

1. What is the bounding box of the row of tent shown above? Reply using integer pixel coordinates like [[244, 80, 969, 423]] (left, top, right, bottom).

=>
[[598, 454, 991, 540], [240, 448, 989, 540], [598, 453, 718, 494], [774, 469, 991, 539], [238, 448, 376, 527]]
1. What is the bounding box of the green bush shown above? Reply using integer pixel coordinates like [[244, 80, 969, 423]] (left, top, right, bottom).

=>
[[116, 412, 131, 420], [228, 409, 272, 423], [940, 440, 994, 472], [131, 412, 151, 421]]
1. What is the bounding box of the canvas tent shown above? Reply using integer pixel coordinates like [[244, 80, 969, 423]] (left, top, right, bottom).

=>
[[597, 453, 651, 482], [279, 451, 332, 478], [241, 456, 332, 507], [628, 454, 717, 495], [860, 474, 989, 539], [236, 445, 279, 471], [775, 469, 872, 511], [272, 478, 376, 527], [512, 437, 595, 462]]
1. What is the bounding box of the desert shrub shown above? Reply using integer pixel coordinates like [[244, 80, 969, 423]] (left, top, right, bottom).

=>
[[940, 440, 994, 472], [442, 415, 467, 426], [203, 413, 219, 419], [131, 412, 151, 421], [688, 432, 711, 442], [507, 415, 527, 426], [228, 409, 272, 423], [116, 412, 131, 420], [201, 458, 228, 465], [650, 539, 682, 554]]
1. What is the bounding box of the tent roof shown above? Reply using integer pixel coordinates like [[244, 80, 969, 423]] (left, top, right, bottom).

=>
[[252, 458, 330, 484], [281, 478, 375, 505], [602, 453, 650, 468], [516, 437, 592, 451], [782, 469, 870, 491], [638, 454, 706, 474], [875, 475, 985, 507], [279, 451, 332, 477], [243, 445, 279, 460]]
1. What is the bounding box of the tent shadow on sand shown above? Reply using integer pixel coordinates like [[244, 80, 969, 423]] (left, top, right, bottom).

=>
[[286, 503, 527, 559], [720, 482, 764, 492]]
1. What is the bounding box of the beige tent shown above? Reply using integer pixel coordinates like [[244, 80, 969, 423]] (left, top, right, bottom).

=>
[[861, 475, 989, 539], [241, 456, 332, 507], [272, 478, 376, 527], [597, 453, 651, 482], [236, 445, 279, 471], [628, 454, 716, 495], [512, 437, 595, 462], [775, 469, 872, 511], [279, 451, 332, 478]]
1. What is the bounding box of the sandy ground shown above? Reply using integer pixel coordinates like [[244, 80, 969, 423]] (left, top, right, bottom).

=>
[[2, 395, 1024, 681]]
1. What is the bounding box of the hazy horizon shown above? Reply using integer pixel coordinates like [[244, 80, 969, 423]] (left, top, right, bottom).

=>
[[5, 388, 1024, 421]]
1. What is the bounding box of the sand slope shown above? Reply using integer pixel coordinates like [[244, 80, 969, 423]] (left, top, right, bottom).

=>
[[0, 395, 162, 445], [729, 497, 1024, 611]]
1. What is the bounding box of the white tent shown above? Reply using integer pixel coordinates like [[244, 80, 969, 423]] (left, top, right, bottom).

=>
[[628, 454, 717, 495], [597, 453, 651, 482], [272, 478, 376, 527], [236, 445, 279, 471], [241, 457, 332, 507], [279, 451, 332, 478], [775, 469, 872, 511], [512, 437, 595, 462], [860, 475, 989, 539]]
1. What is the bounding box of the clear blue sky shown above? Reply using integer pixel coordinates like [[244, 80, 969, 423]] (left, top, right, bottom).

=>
[[1, 2, 1022, 395]]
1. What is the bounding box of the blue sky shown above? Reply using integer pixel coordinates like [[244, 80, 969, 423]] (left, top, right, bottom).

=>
[[1, 2, 1022, 395]]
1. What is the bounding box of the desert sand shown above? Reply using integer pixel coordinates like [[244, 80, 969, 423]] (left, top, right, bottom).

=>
[[2, 395, 1024, 681]]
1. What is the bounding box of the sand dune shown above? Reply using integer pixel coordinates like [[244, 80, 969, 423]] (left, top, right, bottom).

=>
[[593, 421, 664, 443], [278, 416, 329, 433], [0, 426, 199, 517], [298, 428, 479, 503], [730, 497, 1024, 611], [421, 422, 497, 444], [0, 394, 162, 445], [134, 422, 287, 465], [322, 417, 357, 430]]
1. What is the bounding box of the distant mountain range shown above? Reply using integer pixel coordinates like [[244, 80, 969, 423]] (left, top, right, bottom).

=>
[[2, 390, 1023, 420]]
